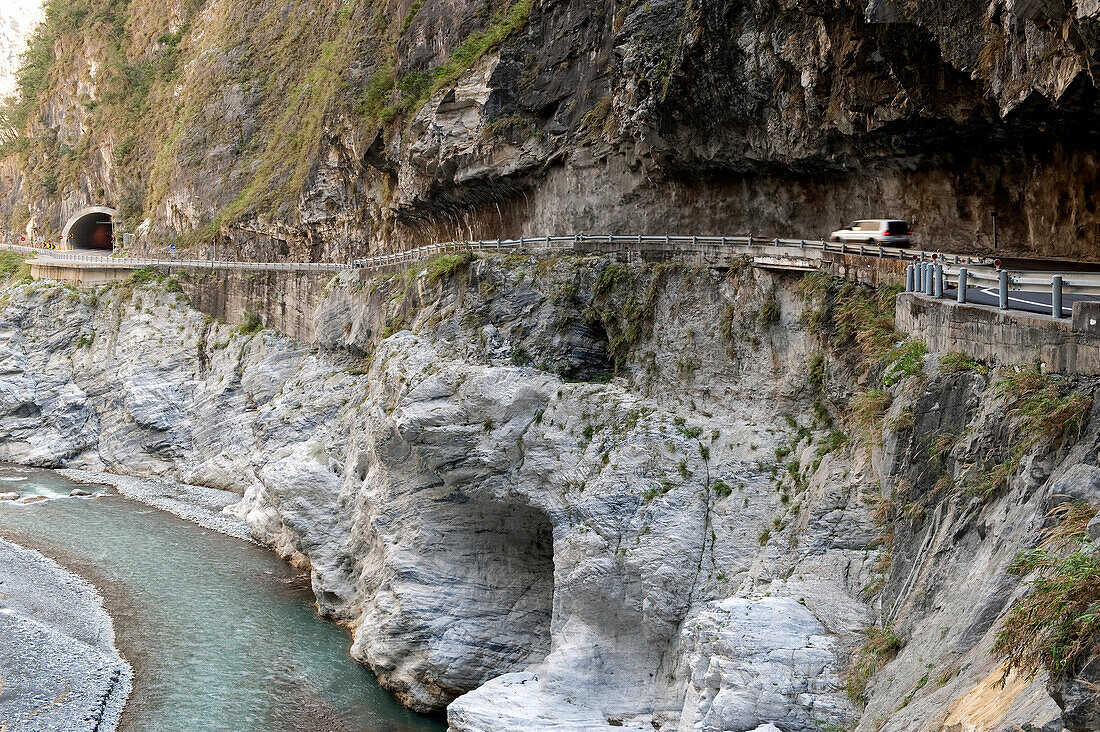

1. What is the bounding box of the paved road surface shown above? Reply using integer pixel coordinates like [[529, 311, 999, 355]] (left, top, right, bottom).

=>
[[944, 285, 1099, 317]]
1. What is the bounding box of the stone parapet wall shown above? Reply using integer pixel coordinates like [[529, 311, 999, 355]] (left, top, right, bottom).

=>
[[30, 260, 337, 343], [169, 268, 337, 343], [896, 293, 1100, 375]]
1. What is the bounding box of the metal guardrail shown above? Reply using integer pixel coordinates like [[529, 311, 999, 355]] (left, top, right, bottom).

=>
[[6, 236, 1100, 318], [903, 261, 1100, 319], [3, 234, 985, 273]]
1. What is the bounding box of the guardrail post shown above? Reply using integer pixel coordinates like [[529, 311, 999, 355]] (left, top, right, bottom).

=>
[[934, 263, 944, 298], [800, 240, 805, 249], [915, 261, 923, 292], [1052, 275, 1063, 319], [957, 267, 967, 303], [921, 263, 930, 295], [999, 270, 1009, 310], [905, 264, 914, 292]]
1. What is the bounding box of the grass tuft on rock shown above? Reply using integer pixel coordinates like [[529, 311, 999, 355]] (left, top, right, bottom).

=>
[[845, 624, 903, 705], [425, 251, 475, 285], [0, 251, 31, 285], [994, 502, 1100, 680]]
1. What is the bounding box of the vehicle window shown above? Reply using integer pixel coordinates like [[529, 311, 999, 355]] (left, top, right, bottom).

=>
[[848, 222, 859, 230], [886, 221, 908, 235], [858, 221, 877, 231]]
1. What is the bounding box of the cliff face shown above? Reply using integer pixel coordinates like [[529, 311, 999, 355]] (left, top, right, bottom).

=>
[[0, 0, 44, 99], [1, 257, 1098, 731], [3, 0, 1100, 260]]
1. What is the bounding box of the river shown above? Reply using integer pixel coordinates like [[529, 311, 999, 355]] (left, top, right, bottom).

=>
[[0, 464, 445, 732]]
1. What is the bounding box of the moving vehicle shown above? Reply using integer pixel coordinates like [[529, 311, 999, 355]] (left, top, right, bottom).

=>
[[829, 219, 912, 246]]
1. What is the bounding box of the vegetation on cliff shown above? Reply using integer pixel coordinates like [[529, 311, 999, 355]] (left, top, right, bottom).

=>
[[1, 0, 537, 245], [996, 502, 1100, 680]]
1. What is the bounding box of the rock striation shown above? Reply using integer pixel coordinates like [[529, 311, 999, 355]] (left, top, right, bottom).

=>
[[0, 256, 1098, 730]]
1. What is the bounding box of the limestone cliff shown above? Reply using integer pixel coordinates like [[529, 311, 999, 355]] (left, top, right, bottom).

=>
[[3, 0, 1100, 259], [1, 256, 1098, 730]]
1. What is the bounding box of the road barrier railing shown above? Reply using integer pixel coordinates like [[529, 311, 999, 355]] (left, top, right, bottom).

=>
[[3, 234, 1003, 272], [903, 261, 1100, 319], [7, 236, 1100, 319]]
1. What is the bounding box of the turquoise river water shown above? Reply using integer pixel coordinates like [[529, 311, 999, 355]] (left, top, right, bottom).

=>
[[0, 465, 445, 732]]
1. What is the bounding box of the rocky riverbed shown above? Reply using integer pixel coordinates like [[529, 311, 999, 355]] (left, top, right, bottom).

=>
[[0, 532, 131, 732]]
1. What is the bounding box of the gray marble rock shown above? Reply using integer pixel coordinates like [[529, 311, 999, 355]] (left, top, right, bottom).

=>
[[0, 260, 1092, 732]]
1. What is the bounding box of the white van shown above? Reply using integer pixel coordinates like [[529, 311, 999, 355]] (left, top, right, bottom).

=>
[[829, 220, 912, 245]]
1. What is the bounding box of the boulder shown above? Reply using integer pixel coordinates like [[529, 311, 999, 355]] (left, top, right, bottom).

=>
[[0, 491, 18, 501]]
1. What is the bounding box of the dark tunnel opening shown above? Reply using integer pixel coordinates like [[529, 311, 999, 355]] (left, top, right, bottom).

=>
[[68, 212, 114, 250]]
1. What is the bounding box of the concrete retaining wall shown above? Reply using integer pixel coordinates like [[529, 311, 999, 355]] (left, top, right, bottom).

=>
[[29, 262, 133, 286], [31, 260, 337, 342], [896, 293, 1100, 375], [170, 268, 338, 343]]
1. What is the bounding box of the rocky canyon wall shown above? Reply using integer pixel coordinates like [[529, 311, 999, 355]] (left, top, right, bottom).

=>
[[1, 255, 1098, 730], [3, 0, 1100, 260]]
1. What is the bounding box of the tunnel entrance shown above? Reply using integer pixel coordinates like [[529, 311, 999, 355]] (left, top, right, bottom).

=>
[[61, 206, 117, 251]]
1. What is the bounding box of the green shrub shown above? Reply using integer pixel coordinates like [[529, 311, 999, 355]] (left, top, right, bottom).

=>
[[939, 350, 987, 375], [882, 341, 928, 386], [591, 262, 668, 367], [510, 347, 532, 366], [712, 479, 732, 498], [996, 364, 1093, 441], [757, 294, 780, 326], [643, 481, 674, 501], [964, 366, 1094, 500], [237, 310, 262, 335]]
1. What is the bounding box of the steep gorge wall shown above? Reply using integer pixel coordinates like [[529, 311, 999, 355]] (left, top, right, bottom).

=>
[[3, 0, 1100, 260], [1, 256, 1099, 730]]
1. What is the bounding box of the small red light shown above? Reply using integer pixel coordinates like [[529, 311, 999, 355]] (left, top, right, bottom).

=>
[[908, 230, 913, 235]]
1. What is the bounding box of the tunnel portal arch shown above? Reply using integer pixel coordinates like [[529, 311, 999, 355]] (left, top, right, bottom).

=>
[[62, 206, 117, 251]]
